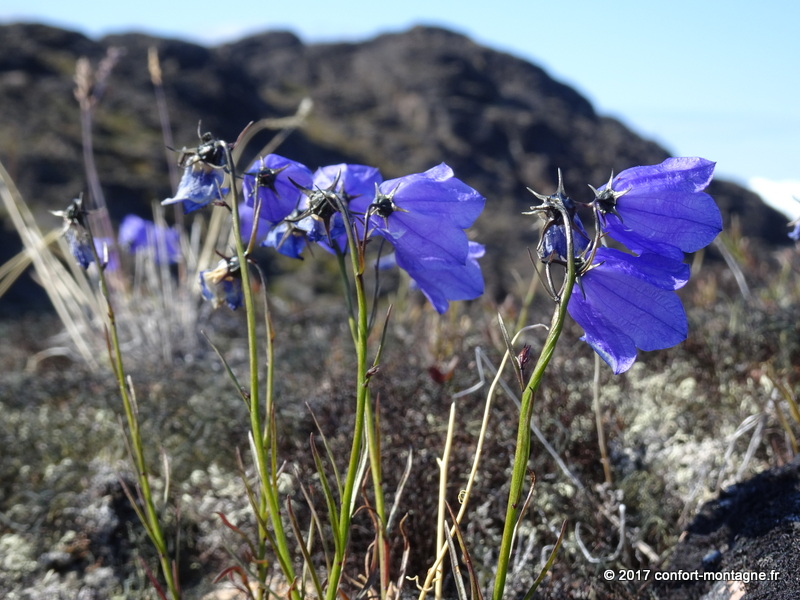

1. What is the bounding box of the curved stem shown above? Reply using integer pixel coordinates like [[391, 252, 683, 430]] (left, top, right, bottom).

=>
[[88, 240, 180, 599], [492, 204, 577, 600]]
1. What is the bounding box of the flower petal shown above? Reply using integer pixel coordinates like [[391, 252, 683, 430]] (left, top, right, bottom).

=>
[[243, 154, 312, 224], [601, 157, 721, 255], [372, 210, 472, 265], [237, 203, 274, 246], [379, 163, 485, 229], [569, 248, 688, 373], [199, 259, 243, 310], [261, 221, 308, 259], [119, 214, 180, 264], [162, 165, 224, 213], [314, 164, 382, 204], [397, 242, 485, 313]]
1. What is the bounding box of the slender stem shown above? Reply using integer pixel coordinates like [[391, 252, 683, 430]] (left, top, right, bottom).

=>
[[225, 146, 299, 600], [492, 205, 577, 600], [88, 240, 180, 599], [335, 249, 358, 344], [363, 389, 388, 597], [593, 353, 613, 484], [327, 203, 377, 600], [435, 402, 457, 600]]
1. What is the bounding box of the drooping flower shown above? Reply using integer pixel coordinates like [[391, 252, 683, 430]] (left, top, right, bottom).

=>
[[53, 197, 94, 269], [567, 247, 691, 374], [118, 214, 180, 264], [162, 132, 228, 213], [593, 157, 721, 259], [356, 163, 485, 312], [364, 163, 485, 266], [242, 154, 312, 224], [199, 256, 243, 310], [162, 164, 224, 213], [66, 228, 94, 269]]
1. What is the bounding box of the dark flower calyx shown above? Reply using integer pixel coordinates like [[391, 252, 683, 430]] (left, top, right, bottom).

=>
[[369, 184, 405, 220], [255, 164, 289, 194], [224, 254, 241, 276], [289, 176, 343, 236], [589, 173, 627, 220], [179, 132, 227, 169], [525, 171, 576, 221], [64, 197, 89, 228]]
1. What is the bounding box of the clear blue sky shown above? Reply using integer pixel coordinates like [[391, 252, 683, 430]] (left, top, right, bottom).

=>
[[3, 0, 799, 216]]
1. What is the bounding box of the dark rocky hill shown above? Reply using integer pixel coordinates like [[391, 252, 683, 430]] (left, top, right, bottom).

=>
[[0, 22, 787, 310]]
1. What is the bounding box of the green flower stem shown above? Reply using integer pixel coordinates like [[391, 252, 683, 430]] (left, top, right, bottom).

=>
[[335, 250, 358, 344], [326, 206, 386, 599], [225, 147, 299, 600], [89, 243, 180, 599], [492, 206, 577, 600], [363, 386, 389, 596]]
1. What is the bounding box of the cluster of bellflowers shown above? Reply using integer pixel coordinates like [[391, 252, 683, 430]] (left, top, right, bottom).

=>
[[160, 134, 486, 313], [529, 157, 722, 374], [54, 197, 181, 271]]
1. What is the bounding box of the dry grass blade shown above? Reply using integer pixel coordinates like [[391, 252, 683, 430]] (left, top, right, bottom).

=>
[[443, 520, 468, 600], [510, 471, 537, 555], [0, 160, 102, 368], [286, 497, 325, 600], [496, 312, 524, 391], [386, 447, 413, 535], [445, 504, 482, 600], [307, 405, 343, 495], [201, 330, 249, 406]]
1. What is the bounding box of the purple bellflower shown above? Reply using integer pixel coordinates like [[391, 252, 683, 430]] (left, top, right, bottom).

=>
[[162, 163, 224, 213], [314, 164, 383, 204], [530, 159, 720, 373], [259, 163, 382, 258], [262, 212, 311, 259], [243, 154, 312, 225], [536, 190, 591, 264], [567, 248, 690, 374], [199, 256, 243, 310], [364, 163, 485, 266], [67, 229, 95, 269], [593, 157, 721, 259], [163, 132, 228, 213], [119, 215, 180, 265], [53, 197, 94, 269], [235, 158, 486, 313], [359, 163, 485, 311]]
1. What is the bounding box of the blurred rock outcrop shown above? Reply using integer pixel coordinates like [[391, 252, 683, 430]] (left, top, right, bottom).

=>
[[0, 23, 788, 311]]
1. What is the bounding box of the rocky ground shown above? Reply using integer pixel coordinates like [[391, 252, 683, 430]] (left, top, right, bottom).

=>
[[1, 241, 799, 599]]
